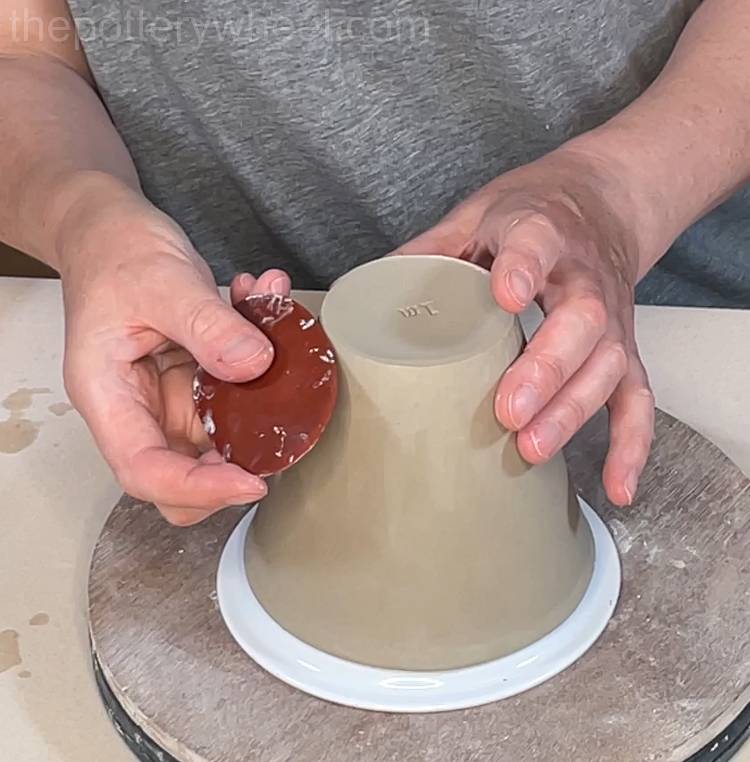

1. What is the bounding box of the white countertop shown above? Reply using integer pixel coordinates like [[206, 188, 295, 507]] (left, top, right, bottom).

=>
[[1, 277, 748, 761]]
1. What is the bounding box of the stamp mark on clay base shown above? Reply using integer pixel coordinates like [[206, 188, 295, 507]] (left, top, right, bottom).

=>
[[398, 301, 439, 318]]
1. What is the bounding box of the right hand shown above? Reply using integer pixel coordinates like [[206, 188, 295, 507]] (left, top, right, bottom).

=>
[[57, 175, 290, 525]]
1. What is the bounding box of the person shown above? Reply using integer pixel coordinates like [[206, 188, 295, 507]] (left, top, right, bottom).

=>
[[1, 0, 748, 525]]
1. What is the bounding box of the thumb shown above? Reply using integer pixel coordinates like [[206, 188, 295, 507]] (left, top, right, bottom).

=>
[[481, 211, 563, 314], [389, 193, 492, 258], [389, 220, 466, 258], [159, 280, 274, 383]]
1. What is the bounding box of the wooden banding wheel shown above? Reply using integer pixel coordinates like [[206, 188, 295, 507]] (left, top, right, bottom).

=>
[[88, 409, 750, 762]]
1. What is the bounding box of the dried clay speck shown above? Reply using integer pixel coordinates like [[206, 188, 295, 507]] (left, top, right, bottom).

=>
[[313, 369, 333, 389], [272, 425, 287, 457], [319, 349, 336, 364], [202, 411, 216, 436]]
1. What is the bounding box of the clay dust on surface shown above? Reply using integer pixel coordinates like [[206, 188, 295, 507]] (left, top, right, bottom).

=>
[[0, 387, 50, 454], [0, 629, 22, 674], [47, 402, 73, 417]]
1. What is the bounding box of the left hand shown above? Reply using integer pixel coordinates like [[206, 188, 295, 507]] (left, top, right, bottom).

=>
[[391, 145, 655, 506]]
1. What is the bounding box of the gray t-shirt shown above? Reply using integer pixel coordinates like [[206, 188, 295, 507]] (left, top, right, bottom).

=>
[[67, 0, 749, 307]]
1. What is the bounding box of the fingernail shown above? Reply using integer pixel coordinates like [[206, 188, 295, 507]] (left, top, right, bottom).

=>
[[529, 421, 562, 459], [221, 334, 272, 366], [228, 482, 267, 504], [506, 269, 534, 306], [227, 493, 265, 506], [239, 273, 254, 291], [508, 383, 541, 428], [269, 276, 287, 295], [623, 471, 637, 506]]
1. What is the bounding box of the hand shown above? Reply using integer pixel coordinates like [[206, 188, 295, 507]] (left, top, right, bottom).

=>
[[57, 176, 291, 525], [393, 146, 655, 506]]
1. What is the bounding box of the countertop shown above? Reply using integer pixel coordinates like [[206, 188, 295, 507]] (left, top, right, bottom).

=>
[[1, 276, 748, 762]]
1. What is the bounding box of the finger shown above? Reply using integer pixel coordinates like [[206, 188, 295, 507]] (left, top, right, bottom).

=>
[[485, 213, 564, 312], [231, 270, 292, 305], [200, 449, 226, 465], [515, 338, 628, 464], [254, 269, 291, 295], [389, 224, 464, 257], [496, 287, 608, 430], [154, 269, 274, 383], [156, 451, 255, 526], [603, 360, 655, 507], [157, 505, 211, 526], [157, 360, 212, 452], [151, 346, 193, 374], [391, 171, 532, 258], [157, 505, 212, 526], [128, 438, 267, 511], [230, 273, 257, 305], [388, 192, 493, 258], [68, 356, 267, 512]]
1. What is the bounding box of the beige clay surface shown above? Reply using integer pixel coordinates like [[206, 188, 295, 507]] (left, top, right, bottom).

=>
[[247, 257, 594, 670], [0, 277, 748, 761]]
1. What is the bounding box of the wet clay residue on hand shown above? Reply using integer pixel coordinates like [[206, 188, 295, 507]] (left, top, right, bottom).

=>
[[0, 387, 50, 454]]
